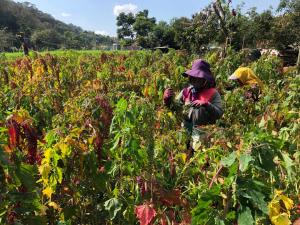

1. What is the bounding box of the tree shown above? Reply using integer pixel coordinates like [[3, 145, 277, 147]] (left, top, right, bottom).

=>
[[31, 29, 62, 50], [0, 29, 16, 52], [170, 17, 192, 51], [187, 0, 244, 53], [190, 7, 222, 52], [133, 10, 156, 37], [116, 12, 135, 46], [133, 10, 156, 48], [239, 8, 274, 49], [276, 0, 300, 68], [150, 21, 176, 48]]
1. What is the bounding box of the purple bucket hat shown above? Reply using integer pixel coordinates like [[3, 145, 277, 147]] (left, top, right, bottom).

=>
[[183, 59, 215, 85]]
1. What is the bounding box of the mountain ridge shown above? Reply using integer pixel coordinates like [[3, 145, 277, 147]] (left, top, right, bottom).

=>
[[0, 0, 114, 51]]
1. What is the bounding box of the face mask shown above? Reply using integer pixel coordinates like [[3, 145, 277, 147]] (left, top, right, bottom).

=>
[[189, 78, 207, 91]]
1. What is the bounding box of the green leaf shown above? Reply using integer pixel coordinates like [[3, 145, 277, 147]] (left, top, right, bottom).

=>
[[221, 152, 237, 167], [281, 152, 295, 181], [62, 206, 77, 220], [57, 221, 72, 225], [104, 198, 122, 220], [116, 98, 128, 112], [0, 127, 7, 133], [15, 163, 37, 189], [249, 190, 268, 214], [240, 190, 268, 214], [123, 205, 134, 221], [226, 211, 236, 220], [45, 131, 58, 146], [23, 216, 47, 225], [110, 134, 121, 151], [56, 167, 63, 184], [215, 217, 225, 225], [93, 173, 106, 191], [239, 153, 253, 172], [238, 207, 254, 225], [0, 147, 9, 165]]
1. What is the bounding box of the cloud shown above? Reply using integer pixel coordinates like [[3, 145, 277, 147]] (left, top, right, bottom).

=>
[[61, 12, 71, 17], [113, 3, 138, 16], [95, 30, 109, 36]]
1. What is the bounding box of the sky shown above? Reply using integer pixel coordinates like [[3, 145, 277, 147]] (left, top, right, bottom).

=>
[[14, 0, 281, 37]]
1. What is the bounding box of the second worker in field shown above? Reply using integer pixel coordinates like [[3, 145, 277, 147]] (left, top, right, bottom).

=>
[[163, 59, 223, 151]]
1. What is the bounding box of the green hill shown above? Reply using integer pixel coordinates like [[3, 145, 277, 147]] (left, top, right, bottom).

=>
[[0, 0, 114, 51]]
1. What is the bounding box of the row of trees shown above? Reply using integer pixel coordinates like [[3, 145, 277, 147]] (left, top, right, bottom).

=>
[[0, 0, 114, 51], [116, 0, 300, 65], [116, 10, 176, 49]]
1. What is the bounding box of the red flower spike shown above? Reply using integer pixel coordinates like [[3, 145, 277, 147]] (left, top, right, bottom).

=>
[[8, 126, 17, 147], [95, 135, 104, 162], [7, 120, 20, 149], [22, 123, 38, 164]]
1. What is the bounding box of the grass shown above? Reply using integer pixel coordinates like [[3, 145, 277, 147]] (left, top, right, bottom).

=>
[[2, 50, 101, 59], [2, 49, 139, 60]]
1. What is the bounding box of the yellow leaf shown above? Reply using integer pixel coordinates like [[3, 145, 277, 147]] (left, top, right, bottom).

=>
[[275, 190, 283, 197], [269, 190, 294, 225], [226, 142, 232, 148], [88, 136, 95, 145], [12, 114, 25, 124], [144, 86, 149, 97], [181, 153, 187, 163], [58, 143, 70, 157], [279, 195, 294, 211], [269, 200, 281, 218], [64, 136, 72, 144], [36, 178, 47, 184], [44, 148, 52, 161], [70, 128, 83, 138], [39, 205, 48, 216], [48, 201, 61, 211], [167, 112, 173, 117], [271, 213, 291, 225], [79, 142, 87, 151], [42, 187, 53, 199], [38, 164, 51, 179]]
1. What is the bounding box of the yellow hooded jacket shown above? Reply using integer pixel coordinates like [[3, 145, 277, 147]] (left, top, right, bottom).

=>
[[230, 67, 263, 88]]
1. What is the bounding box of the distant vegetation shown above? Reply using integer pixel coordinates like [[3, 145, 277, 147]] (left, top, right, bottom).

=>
[[0, 0, 114, 52], [116, 0, 299, 66]]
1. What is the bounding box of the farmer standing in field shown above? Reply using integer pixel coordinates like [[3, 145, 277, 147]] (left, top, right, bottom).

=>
[[228, 67, 263, 102], [163, 59, 223, 151], [17, 32, 30, 56]]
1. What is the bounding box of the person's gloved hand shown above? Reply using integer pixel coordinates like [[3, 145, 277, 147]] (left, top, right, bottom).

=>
[[191, 100, 208, 107], [163, 88, 174, 106]]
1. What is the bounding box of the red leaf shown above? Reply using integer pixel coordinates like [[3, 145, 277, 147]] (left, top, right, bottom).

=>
[[95, 135, 103, 162], [8, 126, 17, 147], [135, 204, 157, 225], [7, 120, 20, 148], [160, 214, 167, 225], [293, 218, 300, 225], [22, 124, 38, 164], [180, 210, 192, 225]]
